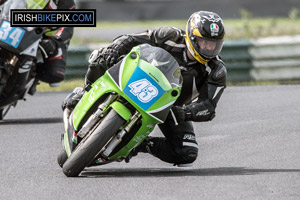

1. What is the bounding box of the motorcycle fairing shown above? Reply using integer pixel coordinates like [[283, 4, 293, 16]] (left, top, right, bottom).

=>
[[0, 21, 25, 48], [0, 20, 43, 57], [69, 44, 182, 160]]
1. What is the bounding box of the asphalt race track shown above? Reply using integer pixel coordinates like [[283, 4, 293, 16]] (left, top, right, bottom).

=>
[[0, 85, 300, 200]]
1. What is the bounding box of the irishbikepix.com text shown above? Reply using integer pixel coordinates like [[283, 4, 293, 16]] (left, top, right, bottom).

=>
[[10, 10, 96, 27]]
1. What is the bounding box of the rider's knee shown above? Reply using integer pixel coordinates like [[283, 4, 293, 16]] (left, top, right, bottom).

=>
[[38, 60, 65, 83], [175, 146, 198, 165]]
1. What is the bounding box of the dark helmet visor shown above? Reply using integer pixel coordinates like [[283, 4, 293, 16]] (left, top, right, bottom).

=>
[[196, 37, 224, 58]]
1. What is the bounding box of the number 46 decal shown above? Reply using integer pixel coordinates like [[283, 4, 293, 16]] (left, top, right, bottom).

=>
[[129, 79, 158, 103]]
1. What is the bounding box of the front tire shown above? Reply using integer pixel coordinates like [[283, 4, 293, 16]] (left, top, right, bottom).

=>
[[62, 109, 125, 177]]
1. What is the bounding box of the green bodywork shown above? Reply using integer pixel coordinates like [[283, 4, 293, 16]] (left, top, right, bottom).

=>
[[65, 45, 181, 160]]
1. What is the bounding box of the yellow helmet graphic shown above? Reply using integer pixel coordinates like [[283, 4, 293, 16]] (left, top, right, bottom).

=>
[[185, 11, 225, 64]]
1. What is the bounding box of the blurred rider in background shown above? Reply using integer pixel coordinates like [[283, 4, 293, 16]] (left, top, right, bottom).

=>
[[0, 0, 76, 91], [63, 11, 227, 167]]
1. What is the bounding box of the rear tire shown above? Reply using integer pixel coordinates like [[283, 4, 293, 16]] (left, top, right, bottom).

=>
[[62, 109, 125, 177], [57, 149, 68, 168], [0, 106, 11, 120]]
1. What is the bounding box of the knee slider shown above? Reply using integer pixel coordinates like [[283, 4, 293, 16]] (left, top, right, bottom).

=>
[[175, 146, 198, 164], [47, 66, 65, 83], [38, 62, 65, 83]]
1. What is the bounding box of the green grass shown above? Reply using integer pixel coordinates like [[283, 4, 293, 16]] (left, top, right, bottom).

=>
[[224, 17, 300, 39], [71, 17, 300, 45], [95, 20, 187, 28], [36, 79, 84, 92]]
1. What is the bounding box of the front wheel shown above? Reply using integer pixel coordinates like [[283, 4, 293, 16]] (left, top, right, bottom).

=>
[[62, 109, 125, 177]]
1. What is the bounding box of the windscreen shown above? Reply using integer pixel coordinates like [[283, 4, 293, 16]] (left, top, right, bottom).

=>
[[139, 44, 182, 88]]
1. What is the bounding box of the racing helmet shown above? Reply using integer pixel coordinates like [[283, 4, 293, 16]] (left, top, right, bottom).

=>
[[185, 11, 225, 64]]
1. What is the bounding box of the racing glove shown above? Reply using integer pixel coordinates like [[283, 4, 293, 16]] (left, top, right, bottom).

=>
[[172, 100, 216, 123], [185, 100, 216, 122], [103, 46, 120, 67], [40, 39, 58, 56], [102, 35, 136, 66]]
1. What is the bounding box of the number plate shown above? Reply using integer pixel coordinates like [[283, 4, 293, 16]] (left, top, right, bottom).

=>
[[128, 79, 159, 103], [124, 65, 165, 111], [0, 21, 25, 48]]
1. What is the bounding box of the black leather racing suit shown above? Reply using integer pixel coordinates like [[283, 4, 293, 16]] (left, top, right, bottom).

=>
[[87, 26, 227, 165], [38, 0, 76, 84]]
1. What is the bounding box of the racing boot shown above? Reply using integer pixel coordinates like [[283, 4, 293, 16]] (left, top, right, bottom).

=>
[[61, 87, 85, 111], [125, 137, 154, 163], [62, 87, 85, 130]]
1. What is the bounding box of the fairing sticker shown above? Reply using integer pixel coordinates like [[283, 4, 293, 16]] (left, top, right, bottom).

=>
[[0, 21, 25, 48], [124, 65, 165, 111]]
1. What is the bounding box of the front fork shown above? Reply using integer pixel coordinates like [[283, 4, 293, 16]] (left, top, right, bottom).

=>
[[64, 92, 141, 162], [0, 55, 18, 95], [77, 93, 118, 138], [63, 93, 119, 156], [101, 111, 141, 157]]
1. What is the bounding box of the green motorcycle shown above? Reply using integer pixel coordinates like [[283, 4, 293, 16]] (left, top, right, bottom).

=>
[[59, 44, 182, 177]]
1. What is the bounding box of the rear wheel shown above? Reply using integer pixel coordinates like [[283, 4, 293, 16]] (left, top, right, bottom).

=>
[[0, 106, 11, 120], [62, 109, 125, 177], [57, 149, 68, 168]]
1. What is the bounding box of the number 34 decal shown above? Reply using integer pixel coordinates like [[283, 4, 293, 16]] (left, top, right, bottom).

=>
[[0, 21, 25, 48], [129, 79, 158, 103]]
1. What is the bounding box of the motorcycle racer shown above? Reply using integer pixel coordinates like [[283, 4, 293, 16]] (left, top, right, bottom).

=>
[[0, 0, 76, 88], [64, 11, 227, 166], [35, 0, 76, 86]]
